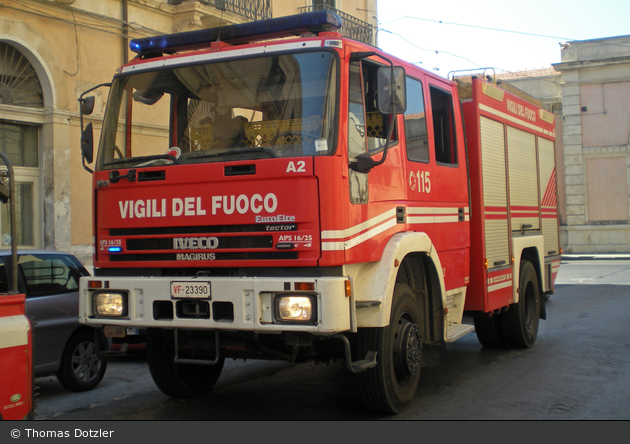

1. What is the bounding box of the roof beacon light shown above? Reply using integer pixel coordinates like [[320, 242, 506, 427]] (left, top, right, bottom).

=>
[[129, 10, 343, 56]]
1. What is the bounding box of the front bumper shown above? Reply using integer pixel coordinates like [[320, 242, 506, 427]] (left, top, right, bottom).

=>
[[79, 275, 353, 334]]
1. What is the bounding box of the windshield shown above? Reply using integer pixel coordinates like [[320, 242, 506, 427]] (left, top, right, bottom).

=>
[[96, 51, 338, 170]]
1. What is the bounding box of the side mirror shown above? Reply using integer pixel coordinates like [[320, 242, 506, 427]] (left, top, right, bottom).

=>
[[377, 66, 407, 114], [81, 123, 94, 166], [80, 96, 95, 116]]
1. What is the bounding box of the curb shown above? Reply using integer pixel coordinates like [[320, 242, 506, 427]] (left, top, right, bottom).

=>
[[562, 254, 630, 261]]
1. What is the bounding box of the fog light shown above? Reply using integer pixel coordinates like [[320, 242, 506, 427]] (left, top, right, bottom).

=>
[[276, 296, 315, 323], [94, 292, 128, 317]]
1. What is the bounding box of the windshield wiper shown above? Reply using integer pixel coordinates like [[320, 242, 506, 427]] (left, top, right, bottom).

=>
[[103, 154, 179, 168], [183, 147, 277, 160]]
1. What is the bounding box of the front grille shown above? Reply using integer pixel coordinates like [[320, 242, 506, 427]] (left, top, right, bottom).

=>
[[127, 236, 273, 251], [106, 223, 301, 263], [109, 252, 298, 262]]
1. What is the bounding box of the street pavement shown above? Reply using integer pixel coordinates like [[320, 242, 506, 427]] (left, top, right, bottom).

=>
[[30, 254, 630, 421]]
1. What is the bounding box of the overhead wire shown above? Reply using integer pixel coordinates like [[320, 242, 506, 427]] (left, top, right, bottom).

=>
[[377, 14, 630, 70], [380, 16, 574, 41]]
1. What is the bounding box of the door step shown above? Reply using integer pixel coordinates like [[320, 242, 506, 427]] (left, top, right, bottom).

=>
[[446, 323, 475, 342]]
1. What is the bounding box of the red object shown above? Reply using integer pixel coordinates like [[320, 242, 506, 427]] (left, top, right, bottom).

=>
[[0, 294, 33, 420]]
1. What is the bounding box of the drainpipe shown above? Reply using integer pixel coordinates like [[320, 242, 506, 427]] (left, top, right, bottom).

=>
[[123, 0, 132, 156], [122, 0, 129, 64]]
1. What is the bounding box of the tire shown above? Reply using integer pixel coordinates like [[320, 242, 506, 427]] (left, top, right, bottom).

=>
[[56, 330, 107, 392], [357, 284, 423, 414], [500, 261, 541, 348], [473, 314, 506, 348], [146, 328, 224, 399]]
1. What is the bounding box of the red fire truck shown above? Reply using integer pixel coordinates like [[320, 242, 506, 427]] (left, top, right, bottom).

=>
[[78, 11, 560, 414]]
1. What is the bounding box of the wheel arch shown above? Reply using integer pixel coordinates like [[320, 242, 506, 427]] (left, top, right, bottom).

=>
[[395, 253, 445, 345], [68, 325, 107, 346], [512, 236, 545, 304], [351, 232, 446, 338]]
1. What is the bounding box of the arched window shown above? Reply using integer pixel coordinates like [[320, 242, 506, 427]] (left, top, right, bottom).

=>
[[0, 42, 43, 108], [0, 41, 43, 248]]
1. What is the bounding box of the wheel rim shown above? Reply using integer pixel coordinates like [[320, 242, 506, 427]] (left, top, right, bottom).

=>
[[71, 341, 102, 382], [393, 314, 422, 385]]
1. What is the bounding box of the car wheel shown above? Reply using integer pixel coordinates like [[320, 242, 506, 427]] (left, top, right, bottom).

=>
[[56, 330, 107, 392]]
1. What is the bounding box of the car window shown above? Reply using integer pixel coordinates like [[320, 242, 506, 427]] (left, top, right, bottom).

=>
[[19, 254, 87, 297], [0, 260, 8, 293]]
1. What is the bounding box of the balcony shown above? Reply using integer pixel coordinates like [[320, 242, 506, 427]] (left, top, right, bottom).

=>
[[298, 5, 373, 45], [168, 0, 271, 21]]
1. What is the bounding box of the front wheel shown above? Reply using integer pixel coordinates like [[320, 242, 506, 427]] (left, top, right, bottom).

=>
[[357, 284, 423, 414], [500, 261, 541, 348], [147, 328, 224, 399], [56, 330, 107, 392]]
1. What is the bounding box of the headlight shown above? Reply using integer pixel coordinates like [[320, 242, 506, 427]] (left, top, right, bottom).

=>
[[93, 292, 128, 317], [276, 295, 316, 323]]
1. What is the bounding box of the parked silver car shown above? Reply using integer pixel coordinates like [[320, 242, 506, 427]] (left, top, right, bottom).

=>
[[0, 250, 107, 391]]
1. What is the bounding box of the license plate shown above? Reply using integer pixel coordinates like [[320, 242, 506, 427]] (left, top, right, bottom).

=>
[[170, 281, 211, 299]]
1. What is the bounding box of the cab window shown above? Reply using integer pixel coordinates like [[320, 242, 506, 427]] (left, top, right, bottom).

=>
[[429, 86, 458, 165], [361, 63, 397, 154], [404, 77, 428, 163]]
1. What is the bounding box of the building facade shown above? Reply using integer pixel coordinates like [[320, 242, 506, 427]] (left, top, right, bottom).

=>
[[552, 35, 630, 253], [502, 35, 630, 254], [0, 0, 375, 265]]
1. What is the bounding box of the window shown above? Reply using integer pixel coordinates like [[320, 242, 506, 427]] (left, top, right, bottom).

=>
[[313, 0, 336, 9], [430, 86, 457, 165], [0, 42, 43, 248], [0, 122, 39, 247], [19, 254, 87, 298], [404, 77, 428, 162], [348, 61, 368, 204], [0, 42, 44, 108], [0, 123, 38, 167], [98, 51, 339, 169], [586, 157, 628, 222], [362, 63, 397, 154], [0, 260, 8, 293]]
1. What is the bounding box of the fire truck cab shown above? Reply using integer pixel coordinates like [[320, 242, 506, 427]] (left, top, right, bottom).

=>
[[78, 11, 559, 414]]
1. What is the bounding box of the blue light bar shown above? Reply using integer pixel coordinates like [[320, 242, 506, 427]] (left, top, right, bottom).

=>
[[130, 10, 343, 56], [108, 246, 123, 253]]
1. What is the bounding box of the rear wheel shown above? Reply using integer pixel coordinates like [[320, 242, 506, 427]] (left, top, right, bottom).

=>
[[473, 314, 506, 348], [500, 261, 541, 348], [357, 284, 423, 414], [147, 328, 224, 399]]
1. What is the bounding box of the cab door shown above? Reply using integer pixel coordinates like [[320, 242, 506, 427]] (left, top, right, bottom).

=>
[[403, 75, 470, 290]]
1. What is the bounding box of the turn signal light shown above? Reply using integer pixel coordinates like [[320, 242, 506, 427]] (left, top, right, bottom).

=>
[[88, 280, 103, 289], [294, 282, 315, 291]]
